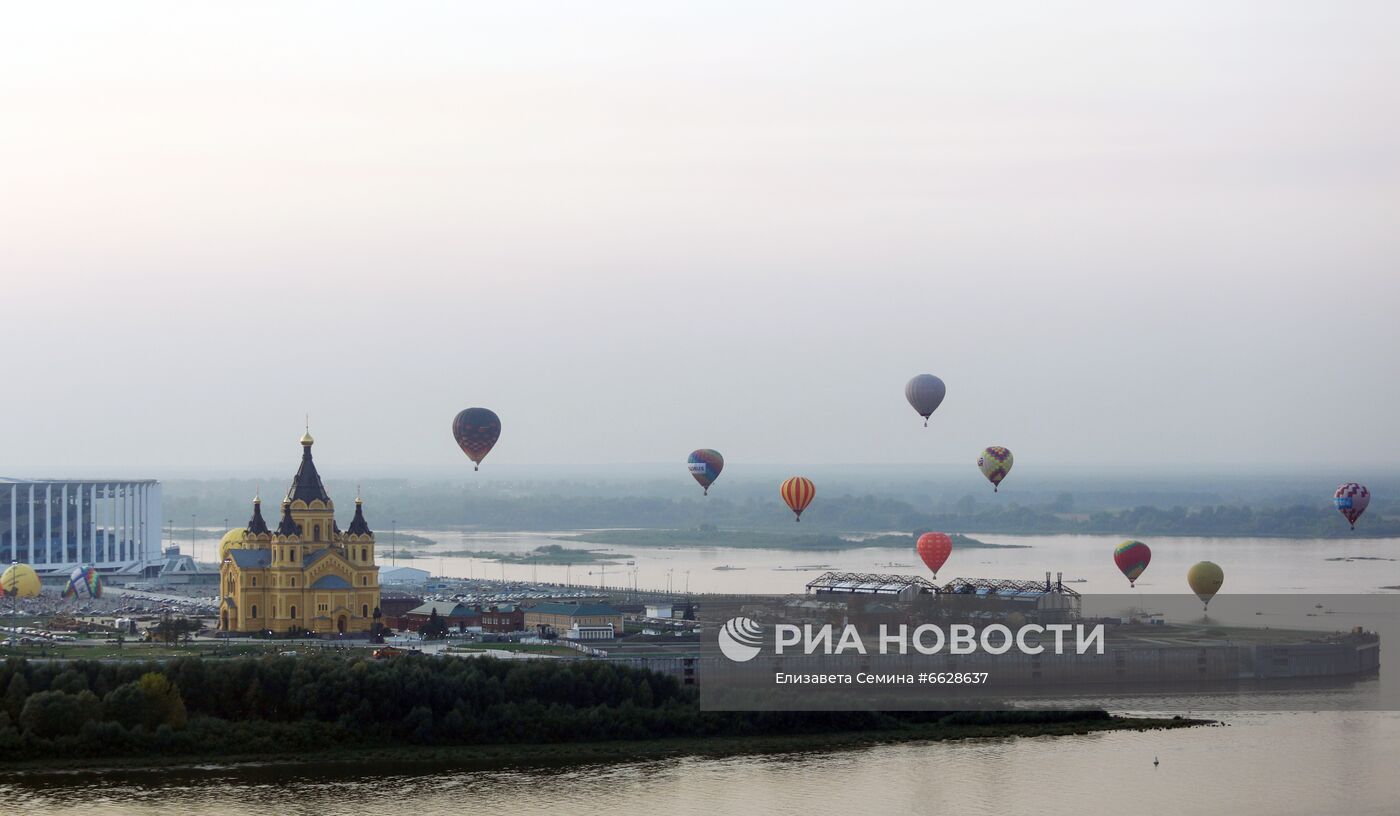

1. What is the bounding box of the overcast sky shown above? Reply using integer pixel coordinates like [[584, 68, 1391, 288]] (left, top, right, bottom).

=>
[[1, 2, 1397, 476]]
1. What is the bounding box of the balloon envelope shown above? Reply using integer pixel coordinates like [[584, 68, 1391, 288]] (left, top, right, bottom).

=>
[[687, 449, 724, 495], [780, 477, 816, 521], [977, 446, 1014, 492], [63, 565, 103, 600], [916, 532, 953, 576], [1187, 561, 1224, 609], [905, 375, 947, 426], [452, 408, 501, 470], [0, 563, 41, 598], [1113, 540, 1151, 587], [1334, 483, 1370, 529]]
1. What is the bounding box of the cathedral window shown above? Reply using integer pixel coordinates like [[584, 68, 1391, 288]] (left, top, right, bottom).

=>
[[361, 604, 369, 617], [251, 605, 258, 618], [361, 547, 368, 561]]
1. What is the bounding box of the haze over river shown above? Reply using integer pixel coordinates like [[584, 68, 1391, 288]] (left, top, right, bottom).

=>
[[10, 533, 1400, 815]]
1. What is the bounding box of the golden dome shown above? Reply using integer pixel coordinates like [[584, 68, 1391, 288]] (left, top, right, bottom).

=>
[[300, 431, 314, 446], [219, 528, 249, 561]]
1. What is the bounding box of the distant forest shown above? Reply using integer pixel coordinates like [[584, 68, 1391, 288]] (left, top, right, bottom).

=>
[[164, 477, 1400, 539], [0, 655, 1112, 763]]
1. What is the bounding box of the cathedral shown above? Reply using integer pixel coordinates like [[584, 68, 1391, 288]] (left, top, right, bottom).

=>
[[218, 430, 380, 635]]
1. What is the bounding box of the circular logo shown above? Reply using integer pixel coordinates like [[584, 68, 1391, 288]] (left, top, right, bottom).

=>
[[718, 616, 764, 662]]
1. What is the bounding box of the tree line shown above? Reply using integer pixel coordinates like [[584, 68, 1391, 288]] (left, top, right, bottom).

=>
[[167, 481, 1398, 538], [0, 655, 1109, 762]]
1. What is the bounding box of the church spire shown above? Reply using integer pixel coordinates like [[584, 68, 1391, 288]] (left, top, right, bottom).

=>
[[246, 494, 270, 536], [347, 493, 373, 536], [286, 428, 331, 504], [275, 500, 302, 537]]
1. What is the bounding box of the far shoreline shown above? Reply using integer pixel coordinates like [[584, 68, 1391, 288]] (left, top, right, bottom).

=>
[[0, 715, 1209, 777]]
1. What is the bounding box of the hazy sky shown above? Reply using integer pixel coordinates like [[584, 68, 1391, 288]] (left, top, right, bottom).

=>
[[2, 2, 1397, 475]]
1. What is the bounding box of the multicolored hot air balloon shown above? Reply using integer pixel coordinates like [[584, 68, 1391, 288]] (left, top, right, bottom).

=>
[[1113, 540, 1151, 587], [1187, 561, 1224, 610], [452, 407, 501, 471], [780, 477, 815, 522], [977, 446, 1013, 492], [687, 449, 724, 495], [1334, 483, 1370, 530], [63, 565, 103, 600], [905, 374, 947, 427], [0, 563, 41, 599], [916, 532, 953, 578]]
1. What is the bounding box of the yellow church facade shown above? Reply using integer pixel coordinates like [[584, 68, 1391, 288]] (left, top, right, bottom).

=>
[[218, 432, 380, 635]]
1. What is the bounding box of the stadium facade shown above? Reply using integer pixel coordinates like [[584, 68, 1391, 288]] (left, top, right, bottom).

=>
[[0, 478, 162, 573]]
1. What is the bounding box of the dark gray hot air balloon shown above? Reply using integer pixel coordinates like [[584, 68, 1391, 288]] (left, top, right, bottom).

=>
[[905, 374, 946, 426]]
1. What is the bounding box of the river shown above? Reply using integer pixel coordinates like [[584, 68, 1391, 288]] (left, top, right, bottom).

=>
[[395, 529, 1400, 595], [7, 532, 1399, 815]]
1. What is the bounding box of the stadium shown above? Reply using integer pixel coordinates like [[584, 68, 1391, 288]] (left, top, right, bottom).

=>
[[0, 478, 162, 575]]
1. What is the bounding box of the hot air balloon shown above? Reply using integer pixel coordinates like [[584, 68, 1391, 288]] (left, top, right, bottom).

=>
[[780, 477, 815, 522], [687, 449, 724, 495], [62, 565, 103, 600], [916, 532, 953, 578], [977, 446, 1014, 492], [1187, 561, 1224, 610], [905, 374, 946, 427], [0, 563, 41, 599], [1113, 540, 1151, 587], [452, 407, 501, 470], [1334, 483, 1370, 530]]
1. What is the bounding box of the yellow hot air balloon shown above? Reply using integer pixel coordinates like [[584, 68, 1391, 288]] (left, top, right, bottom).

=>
[[0, 563, 41, 598], [1187, 561, 1224, 610]]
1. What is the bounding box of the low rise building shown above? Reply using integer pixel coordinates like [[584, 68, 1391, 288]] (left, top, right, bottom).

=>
[[401, 601, 480, 632], [480, 604, 525, 633], [524, 602, 623, 638]]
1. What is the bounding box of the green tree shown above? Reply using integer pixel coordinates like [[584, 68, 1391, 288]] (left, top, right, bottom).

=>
[[19, 690, 100, 739], [418, 610, 449, 639], [3, 672, 28, 721], [103, 673, 187, 731]]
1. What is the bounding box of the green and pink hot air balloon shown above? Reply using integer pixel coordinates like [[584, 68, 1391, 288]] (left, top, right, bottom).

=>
[[1113, 540, 1151, 588]]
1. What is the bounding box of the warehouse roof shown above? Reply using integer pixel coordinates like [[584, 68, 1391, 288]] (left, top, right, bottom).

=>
[[527, 602, 622, 617]]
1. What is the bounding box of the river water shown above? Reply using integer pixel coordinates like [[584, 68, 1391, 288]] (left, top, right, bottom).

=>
[[8, 532, 1400, 815], [398, 529, 1400, 595]]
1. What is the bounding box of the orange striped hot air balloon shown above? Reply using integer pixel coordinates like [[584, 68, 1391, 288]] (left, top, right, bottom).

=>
[[780, 477, 816, 522]]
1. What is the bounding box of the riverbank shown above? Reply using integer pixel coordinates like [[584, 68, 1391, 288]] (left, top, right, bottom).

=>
[[0, 714, 1208, 774]]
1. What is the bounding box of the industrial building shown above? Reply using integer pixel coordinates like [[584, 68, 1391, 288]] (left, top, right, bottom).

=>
[[805, 572, 940, 599], [0, 478, 162, 574], [806, 571, 1082, 621]]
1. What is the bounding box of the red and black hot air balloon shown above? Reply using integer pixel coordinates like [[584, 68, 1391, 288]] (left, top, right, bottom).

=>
[[452, 407, 501, 471]]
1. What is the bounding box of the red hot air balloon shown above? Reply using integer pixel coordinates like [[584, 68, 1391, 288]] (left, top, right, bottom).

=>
[[1113, 540, 1151, 588], [1334, 483, 1370, 530], [916, 532, 953, 578], [452, 408, 501, 470], [780, 477, 815, 522]]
